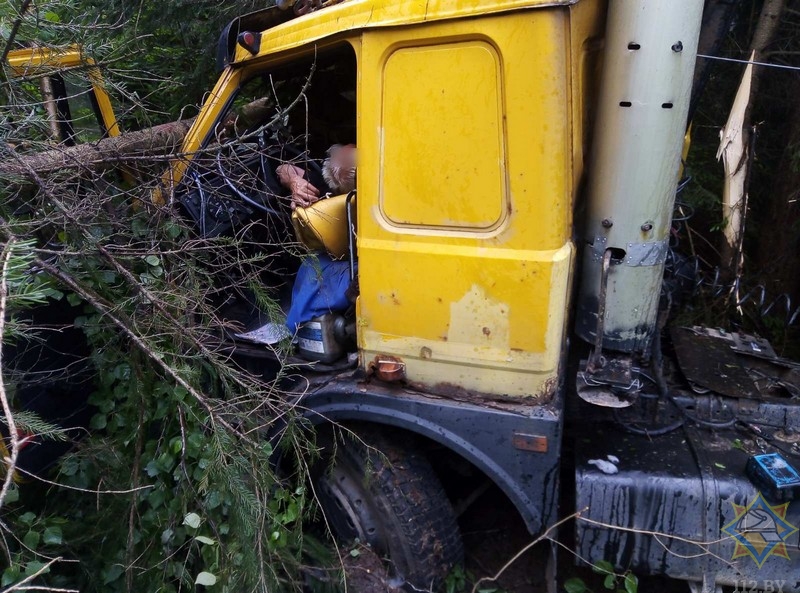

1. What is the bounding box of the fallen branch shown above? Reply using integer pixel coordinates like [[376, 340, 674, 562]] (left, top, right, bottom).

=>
[[0, 119, 194, 179], [0, 240, 21, 513]]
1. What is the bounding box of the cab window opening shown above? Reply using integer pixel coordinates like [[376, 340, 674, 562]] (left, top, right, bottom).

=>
[[173, 44, 358, 362]]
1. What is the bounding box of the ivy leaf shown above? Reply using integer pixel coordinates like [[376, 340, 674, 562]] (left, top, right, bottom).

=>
[[183, 512, 202, 529], [102, 564, 124, 584], [2, 565, 21, 587], [624, 573, 638, 593], [195, 571, 217, 586], [144, 460, 160, 477], [564, 578, 588, 593], [89, 414, 107, 430], [43, 526, 63, 545], [5, 485, 19, 504], [23, 561, 49, 576], [593, 560, 614, 575], [23, 530, 40, 551], [18, 512, 36, 525]]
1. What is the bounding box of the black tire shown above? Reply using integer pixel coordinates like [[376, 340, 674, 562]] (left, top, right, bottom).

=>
[[313, 425, 463, 590]]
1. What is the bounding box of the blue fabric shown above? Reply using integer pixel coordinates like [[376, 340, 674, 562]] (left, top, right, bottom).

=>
[[285, 253, 352, 331]]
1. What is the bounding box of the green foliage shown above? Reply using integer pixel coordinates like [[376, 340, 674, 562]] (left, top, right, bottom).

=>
[[563, 561, 638, 593], [443, 564, 508, 593], [0, 11, 319, 585], [0, 188, 315, 589]]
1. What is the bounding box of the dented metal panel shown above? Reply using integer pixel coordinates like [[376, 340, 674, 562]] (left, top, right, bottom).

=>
[[357, 5, 603, 398]]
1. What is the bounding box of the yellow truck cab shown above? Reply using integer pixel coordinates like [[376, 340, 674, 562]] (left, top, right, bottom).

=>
[[165, 1, 800, 590], [169, 0, 603, 399]]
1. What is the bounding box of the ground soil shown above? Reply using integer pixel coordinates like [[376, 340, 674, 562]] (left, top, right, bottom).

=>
[[343, 546, 401, 592]]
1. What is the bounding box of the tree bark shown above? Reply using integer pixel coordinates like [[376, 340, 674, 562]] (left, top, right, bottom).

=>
[[716, 0, 786, 277], [0, 118, 194, 179], [756, 74, 800, 301], [717, 56, 753, 274], [746, 0, 786, 118], [689, 0, 742, 122]]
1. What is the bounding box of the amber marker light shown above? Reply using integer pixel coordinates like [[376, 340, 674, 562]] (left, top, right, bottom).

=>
[[370, 356, 406, 383]]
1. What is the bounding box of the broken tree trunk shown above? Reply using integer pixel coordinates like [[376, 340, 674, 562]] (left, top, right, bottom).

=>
[[716, 53, 753, 277], [0, 118, 195, 179], [0, 91, 280, 180]]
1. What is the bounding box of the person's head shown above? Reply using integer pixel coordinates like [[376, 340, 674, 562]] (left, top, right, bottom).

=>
[[322, 144, 356, 194]]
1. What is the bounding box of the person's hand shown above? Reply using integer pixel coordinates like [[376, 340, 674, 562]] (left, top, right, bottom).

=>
[[287, 176, 320, 209], [276, 164, 321, 209]]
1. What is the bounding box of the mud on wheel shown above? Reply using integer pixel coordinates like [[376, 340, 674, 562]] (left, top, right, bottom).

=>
[[312, 424, 464, 590]]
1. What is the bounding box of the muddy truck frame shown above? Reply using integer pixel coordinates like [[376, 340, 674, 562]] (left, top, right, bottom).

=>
[[9, 1, 800, 591]]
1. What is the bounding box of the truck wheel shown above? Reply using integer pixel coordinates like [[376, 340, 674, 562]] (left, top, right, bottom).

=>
[[313, 425, 463, 589]]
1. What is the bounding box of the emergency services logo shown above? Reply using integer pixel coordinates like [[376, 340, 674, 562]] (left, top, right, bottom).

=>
[[722, 493, 798, 568]]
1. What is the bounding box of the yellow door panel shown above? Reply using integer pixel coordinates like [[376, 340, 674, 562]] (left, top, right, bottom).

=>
[[380, 42, 506, 231], [357, 10, 586, 399]]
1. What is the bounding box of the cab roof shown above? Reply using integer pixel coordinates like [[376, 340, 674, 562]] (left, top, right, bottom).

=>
[[218, 0, 576, 69]]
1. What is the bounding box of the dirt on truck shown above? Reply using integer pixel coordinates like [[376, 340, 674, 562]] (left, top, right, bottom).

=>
[[3, 1, 800, 592]]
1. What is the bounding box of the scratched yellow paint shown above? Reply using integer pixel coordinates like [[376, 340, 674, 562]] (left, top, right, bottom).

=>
[[356, 6, 601, 398]]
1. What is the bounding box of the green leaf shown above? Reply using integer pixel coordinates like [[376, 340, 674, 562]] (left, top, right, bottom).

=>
[[100, 270, 117, 284], [564, 577, 589, 593], [43, 526, 63, 545], [183, 512, 202, 529], [603, 574, 616, 590], [624, 573, 638, 593], [144, 460, 161, 477], [145, 255, 160, 266], [66, 292, 82, 306], [349, 548, 360, 558], [281, 501, 298, 524], [5, 485, 19, 504], [195, 571, 217, 586], [102, 563, 124, 584], [44, 11, 60, 22], [593, 560, 614, 575], [205, 490, 222, 510], [164, 221, 182, 239], [23, 530, 40, 551], [89, 414, 107, 430], [23, 561, 49, 576], [2, 565, 21, 587], [195, 535, 216, 546], [18, 512, 36, 525], [170, 437, 183, 454]]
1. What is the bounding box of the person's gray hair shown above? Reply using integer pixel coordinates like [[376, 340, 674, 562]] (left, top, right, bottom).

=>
[[322, 143, 356, 194]]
